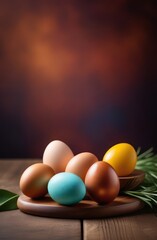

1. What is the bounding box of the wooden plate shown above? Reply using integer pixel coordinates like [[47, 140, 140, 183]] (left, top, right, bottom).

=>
[[119, 169, 145, 191], [17, 195, 144, 219]]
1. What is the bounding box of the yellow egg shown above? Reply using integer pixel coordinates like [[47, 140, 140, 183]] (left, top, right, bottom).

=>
[[103, 143, 137, 176]]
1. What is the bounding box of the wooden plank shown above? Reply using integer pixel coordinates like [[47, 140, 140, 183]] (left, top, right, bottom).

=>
[[0, 160, 81, 240], [0, 210, 81, 240], [83, 211, 157, 240], [0, 160, 39, 193]]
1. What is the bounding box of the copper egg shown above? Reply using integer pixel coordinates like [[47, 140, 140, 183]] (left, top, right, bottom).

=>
[[85, 161, 120, 204]]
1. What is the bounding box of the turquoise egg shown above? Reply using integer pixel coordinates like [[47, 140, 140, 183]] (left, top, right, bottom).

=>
[[48, 172, 86, 205]]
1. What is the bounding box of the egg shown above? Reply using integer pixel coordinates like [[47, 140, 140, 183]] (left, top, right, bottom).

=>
[[43, 140, 74, 173], [85, 161, 120, 204], [20, 163, 55, 198], [48, 172, 86, 205], [103, 143, 137, 176], [65, 152, 98, 181]]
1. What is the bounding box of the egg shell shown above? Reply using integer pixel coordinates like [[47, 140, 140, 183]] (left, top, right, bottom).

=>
[[103, 143, 137, 176], [20, 163, 55, 198], [48, 172, 86, 206], [43, 140, 74, 173], [85, 161, 120, 204], [65, 152, 98, 181]]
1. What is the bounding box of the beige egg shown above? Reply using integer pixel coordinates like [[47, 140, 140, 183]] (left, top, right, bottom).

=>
[[65, 152, 98, 181], [20, 163, 55, 198], [43, 140, 74, 173]]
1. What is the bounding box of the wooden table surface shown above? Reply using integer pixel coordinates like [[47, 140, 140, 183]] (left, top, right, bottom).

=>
[[0, 160, 157, 240]]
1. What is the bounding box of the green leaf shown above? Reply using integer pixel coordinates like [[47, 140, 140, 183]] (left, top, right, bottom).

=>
[[0, 189, 19, 211], [124, 148, 157, 208]]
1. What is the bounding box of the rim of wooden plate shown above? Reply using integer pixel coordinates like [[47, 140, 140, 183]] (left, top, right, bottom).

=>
[[119, 169, 145, 191]]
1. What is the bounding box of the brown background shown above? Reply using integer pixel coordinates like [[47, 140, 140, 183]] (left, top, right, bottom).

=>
[[0, 0, 157, 159]]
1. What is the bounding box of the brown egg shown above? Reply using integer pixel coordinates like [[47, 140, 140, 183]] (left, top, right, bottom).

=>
[[85, 161, 120, 204], [43, 140, 74, 173], [20, 163, 55, 198], [65, 152, 98, 181]]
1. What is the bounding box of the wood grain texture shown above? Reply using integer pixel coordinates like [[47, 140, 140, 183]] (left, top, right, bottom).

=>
[[0, 159, 39, 193], [0, 160, 81, 240], [84, 211, 157, 240], [0, 209, 81, 240]]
